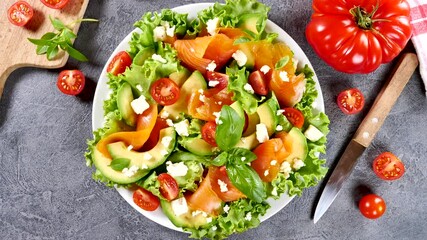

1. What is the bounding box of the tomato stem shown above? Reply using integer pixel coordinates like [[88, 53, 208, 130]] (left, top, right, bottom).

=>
[[350, 2, 380, 30]]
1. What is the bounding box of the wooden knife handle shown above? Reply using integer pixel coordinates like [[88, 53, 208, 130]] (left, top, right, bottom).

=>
[[354, 53, 419, 147]]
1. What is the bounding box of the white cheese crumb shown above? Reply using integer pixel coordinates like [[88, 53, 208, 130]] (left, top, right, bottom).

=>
[[206, 61, 217, 72], [160, 149, 169, 156], [152, 54, 167, 63], [171, 197, 188, 216], [372, 118, 379, 124], [143, 153, 152, 161], [153, 26, 166, 42], [243, 83, 255, 94], [245, 212, 252, 221], [209, 80, 220, 87], [122, 165, 139, 177], [135, 84, 143, 92], [223, 205, 230, 213], [241, 157, 246, 161], [276, 125, 283, 131], [311, 101, 318, 109], [212, 226, 218, 231], [166, 161, 188, 177], [166, 24, 175, 37], [160, 111, 170, 119], [304, 125, 324, 142], [232, 50, 248, 67], [174, 119, 190, 136], [141, 164, 149, 170], [292, 158, 305, 170], [213, 111, 222, 125], [206, 18, 220, 36], [206, 217, 213, 223], [217, 179, 229, 192], [276, 109, 285, 116], [363, 131, 370, 139], [264, 169, 269, 176], [271, 187, 278, 196], [280, 161, 292, 174], [127, 145, 134, 151], [279, 71, 289, 82], [199, 93, 206, 103], [131, 95, 150, 114], [270, 160, 277, 166], [256, 123, 269, 143], [260, 65, 271, 74], [292, 58, 299, 70], [161, 136, 173, 148], [166, 119, 174, 127]]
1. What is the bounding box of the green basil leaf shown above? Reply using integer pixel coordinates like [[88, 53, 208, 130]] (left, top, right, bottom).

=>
[[226, 163, 266, 203], [28, 38, 52, 46], [212, 152, 228, 166], [36, 45, 50, 55], [46, 45, 59, 60], [215, 105, 244, 151], [233, 37, 251, 45], [228, 148, 257, 164], [109, 158, 130, 171], [50, 17, 66, 31], [62, 29, 77, 40], [64, 44, 89, 62], [275, 56, 290, 70], [41, 32, 57, 40]]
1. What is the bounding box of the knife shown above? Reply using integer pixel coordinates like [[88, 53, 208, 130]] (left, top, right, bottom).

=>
[[313, 53, 419, 224]]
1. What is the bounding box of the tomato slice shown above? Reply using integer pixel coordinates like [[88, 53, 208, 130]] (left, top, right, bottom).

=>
[[337, 88, 365, 114], [209, 166, 246, 202], [40, 0, 69, 9], [133, 187, 160, 211], [57, 70, 85, 95], [205, 71, 228, 91], [359, 194, 386, 219], [372, 152, 405, 181], [201, 121, 218, 147], [8, 1, 34, 27], [158, 173, 179, 201], [107, 51, 132, 76], [150, 78, 180, 106], [251, 138, 289, 182], [282, 108, 304, 128], [248, 70, 268, 95]]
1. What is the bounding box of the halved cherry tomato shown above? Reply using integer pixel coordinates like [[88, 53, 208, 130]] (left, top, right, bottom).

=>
[[373, 152, 405, 181], [269, 71, 306, 107], [150, 78, 180, 106], [133, 187, 160, 211], [40, 0, 69, 9], [107, 51, 132, 76], [8, 1, 34, 27], [158, 173, 179, 201], [206, 71, 228, 91], [248, 70, 268, 95], [251, 138, 289, 182], [57, 70, 85, 95], [201, 121, 218, 147], [359, 194, 386, 219], [337, 88, 365, 114], [282, 108, 304, 128], [209, 166, 246, 202]]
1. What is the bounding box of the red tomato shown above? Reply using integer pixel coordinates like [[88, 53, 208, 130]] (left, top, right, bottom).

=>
[[201, 121, 218, 147], [57, 70, 85, 95], [359, 194, 386, 219], [306, 0, 412, 73], [337, 88, 365, 114], [373, 152, 405, 181], [206, 71, 228, 91], [158, 173, 179, 201], [150, 78, 180, 106], [40, 0, 69, 9], [248, 70, 268, 95], [133, 187, 160, 211], [188, 88, 233, 122], [209, 166, 246, 202], [282, 108, 304, 128], [107, 51, 132, 76], [269, 71, 306, 107], [8, 1, 34, 27], [251, 138, 289, 182]]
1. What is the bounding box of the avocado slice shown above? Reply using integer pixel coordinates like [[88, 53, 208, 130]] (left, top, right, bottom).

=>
[[117, 83, 137, 127], [92, 127, 176, 184], [243, 111, 260, 137], [283, 127, 308, 164], [237, 13, 262, 34], [237, 43, 255, 70], [160, 199, 210, 228], [133, 47, 155, 66], [169, 67, 191, 87], [161, 71, 207, 119], [180, 138, 216, 156]]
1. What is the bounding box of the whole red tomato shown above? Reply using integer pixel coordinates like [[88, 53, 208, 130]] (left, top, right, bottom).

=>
[[306, 0, 412, 73]]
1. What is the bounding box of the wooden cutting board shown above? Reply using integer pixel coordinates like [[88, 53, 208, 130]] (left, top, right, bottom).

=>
[[0, 0, 90, 98]]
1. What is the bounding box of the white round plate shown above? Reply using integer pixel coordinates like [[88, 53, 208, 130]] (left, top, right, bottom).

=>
[[92, 2, 324, 233]]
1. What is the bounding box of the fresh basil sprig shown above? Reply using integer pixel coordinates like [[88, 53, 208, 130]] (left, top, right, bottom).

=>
[[109, 158, 130, 171], [28, 16, 98, 61], [215, 105, 244, 151], [275, 56, 290, 70]]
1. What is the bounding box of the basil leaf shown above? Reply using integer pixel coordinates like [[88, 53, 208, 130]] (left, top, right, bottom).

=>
[[62, 29, 77, 40], [36, 45, 49, 55], [50, 17, 66, 31], [226, 163, 266, 203], [228, 148, 257, 164], [41, 32, 57, 40], [47, 45, 59, 60], [27, 38, 52, 46], [215, 105, 244, 151], [64, 44, 89, 62], [109, 158, 130, 171], [275, 56, 290, 70], [233, 37, 251, 45], [212, 152, 228, 166]]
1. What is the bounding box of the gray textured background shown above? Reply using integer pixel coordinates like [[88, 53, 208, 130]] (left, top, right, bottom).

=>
[[1, 0, 427, 239]]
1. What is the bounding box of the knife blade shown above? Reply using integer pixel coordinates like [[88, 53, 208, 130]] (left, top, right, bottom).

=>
[[313, 53, 419, 223]]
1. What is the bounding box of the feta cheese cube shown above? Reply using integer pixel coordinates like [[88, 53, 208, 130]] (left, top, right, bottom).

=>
[[166, 161, 188, 177], [293, 158, 305, 170], [271, 187, 278, 196], [223, 205, 230, 213], [153, 26, 166, 42], [152, 54, 167, 63], [212, 226, 217, 231], [304, 124, 324, 142], [270, 160, 277, 166], [260, 65, 271, 74], [161, 136, 173, 148], [245, 212, 252, 221], [243, 83, 255, 94], [217, 179, 228, 192], [256, 123, 269, 143], [141, 164, 149, 170], [166, 24, 175, 37], [171, 197, 188, 216], [264, 170, 269, 176], [166, 119, 174, 127], [276, 125, 283, 131], [206, 61, 217, 72], [127, 145, 134, 151], [206, 18, 220, 36], [209, 80, 220, 87], [276, 109, 285, 116], [279, 71, 289, 82], [135, 84, 143, 92], [122, 165, 139, 178], [174, 119, 190, 136], [160, 149, 169, 156], [213, 111, 222, 125], [143, 153, 152, 161], [232, 50, 248, 67], [131, 95, 150, 114], [280, 161, 292, 174], [160, 110, 170, 119]]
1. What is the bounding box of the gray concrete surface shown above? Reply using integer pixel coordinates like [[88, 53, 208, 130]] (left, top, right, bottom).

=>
[[1, 0, 427, 239]]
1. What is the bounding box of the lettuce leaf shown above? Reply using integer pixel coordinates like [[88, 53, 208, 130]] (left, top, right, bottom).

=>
[[226, 65, 260, 114]]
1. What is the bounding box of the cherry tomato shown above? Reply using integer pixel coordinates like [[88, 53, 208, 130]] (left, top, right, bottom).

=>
[[57, 70, 85, 95], [158, 173, 179, 201], [8, 1, 34, 27], [150, 78, 180, 106], [337, 88, 365, 114], [107, 51, 132, 76], [306, 0, 412, 73], [282, 108, 304, 128], [40, 0, 69, 9], [248, 70, 268, 95], [373, 152, 405, 181], [359, 194, 386, 219], [201, 121, 217, 147], [133, 187, 160, 211], [206, 71, 228, 91]]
